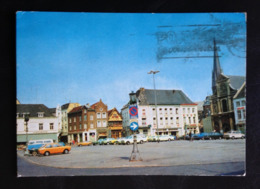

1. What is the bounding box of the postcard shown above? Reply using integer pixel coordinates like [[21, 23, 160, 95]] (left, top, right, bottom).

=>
[[16, 12, 246, 176]]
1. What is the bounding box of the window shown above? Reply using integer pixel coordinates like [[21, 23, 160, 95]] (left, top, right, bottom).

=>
[[176, 117, 179, 124], [50, 123, 54, 130], [79, 116, 81, 121], [84, 124, 87, 129], [97, 113, 101, 118], [38, 112, 44, 117], [74, 126, 76, 130], [188, 108, 190, 114], [142, 118, 146, 126], [97, 121, 101, 127], [90, 123, 94, 128], [184, 117, 186, 124], [188, 117, 191, 124], [222, 100, 228, 112], [159, 108, 162, 114], [103, 121, 107, 127], [238, 110, 242, 119], [70, 126, 72, 131], [242, 100, 246, 106], [79, 124, 82, 129], [143, 129, 148, 135], [160, 117, 163, 125], [236, 101, 240, 107], [84, 109, 87, 113], [193, 117, 196, 124], [84, 115, 87, 120], [176, 108, 179, 114], [69, 118, 72, 123], [192, 108, 195, 113], [74, 117, 76, 122], [102, 113, 106, 118], [90, 115, 93, 120], [39, 123, 43, 130]]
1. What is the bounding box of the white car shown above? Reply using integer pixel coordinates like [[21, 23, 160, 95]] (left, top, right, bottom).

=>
[[122, 135, 146, 145], [158, 135, 175, 141], [223, 131, 245, 139]]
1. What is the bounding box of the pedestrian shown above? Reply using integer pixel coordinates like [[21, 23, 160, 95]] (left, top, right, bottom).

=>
[[189, 131, 192, 142]]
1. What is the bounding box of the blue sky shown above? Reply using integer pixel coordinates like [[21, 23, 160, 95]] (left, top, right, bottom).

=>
[[17, 12, 246, 110]]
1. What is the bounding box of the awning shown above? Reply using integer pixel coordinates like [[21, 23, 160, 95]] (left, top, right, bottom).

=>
[[98, 133, 107, 137]]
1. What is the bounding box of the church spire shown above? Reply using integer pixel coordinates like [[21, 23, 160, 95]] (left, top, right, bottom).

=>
[[212, 39, 222, 93]]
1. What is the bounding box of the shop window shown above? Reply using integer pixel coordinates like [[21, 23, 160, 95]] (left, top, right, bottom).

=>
[[238, 110, 242, 119]]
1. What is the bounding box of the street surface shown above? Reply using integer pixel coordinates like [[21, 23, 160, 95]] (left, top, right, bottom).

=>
[[17, 139, 245, 176]]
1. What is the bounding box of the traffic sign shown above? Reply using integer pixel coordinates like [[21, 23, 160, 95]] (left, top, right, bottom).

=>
[[130, 122, 139, 131], [129, 105, 138, 119]]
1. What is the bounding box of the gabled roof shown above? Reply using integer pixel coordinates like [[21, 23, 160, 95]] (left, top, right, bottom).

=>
[[69, 106, 84, 114], [234, 82, 246, 99], [136, 88, 195, 105], [226, 75, 246, 90], [17, 104, 54, 117], [108, 108, 123, 120]]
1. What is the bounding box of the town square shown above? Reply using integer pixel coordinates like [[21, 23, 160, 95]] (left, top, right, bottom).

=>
[[16, 12, 246, 176]]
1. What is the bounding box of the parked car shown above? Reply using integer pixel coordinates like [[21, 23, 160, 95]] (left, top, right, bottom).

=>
[[158, 135, 175, 141], [122, 135, 146, 144], [208, 132, 223, 139], [103, 138, 118, 145], [117, 137, 127, 145], [27, 139, 54, 156], [38, 143, 71, 156], [192, 133, 211, 140], [178, 135, 191, 140], [77, 141, 92, 146], [223, 131, 245, 139], [169, 135, 177, 140], [97, 138, 105, 145], [148, 136, 159, 142], [58, 142, 66, 146]]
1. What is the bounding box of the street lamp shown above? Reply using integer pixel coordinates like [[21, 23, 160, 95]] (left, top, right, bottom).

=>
[[24, 113, 30, 156], [148, 70, 160, 142]]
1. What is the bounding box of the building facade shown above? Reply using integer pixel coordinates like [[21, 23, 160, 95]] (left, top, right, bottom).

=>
[[17, 104, 61, 144], [233, 82, 246, 133], [107, 108, 123, 138], [60, 103, 81, 142], [210, 40, 245, 133], [67, 105, 97, 143], [91, 99, 108, 139], [122, 88, 199, 137]]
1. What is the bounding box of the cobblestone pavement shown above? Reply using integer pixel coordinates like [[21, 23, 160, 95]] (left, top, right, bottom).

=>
[[17, 139, 245, 171]]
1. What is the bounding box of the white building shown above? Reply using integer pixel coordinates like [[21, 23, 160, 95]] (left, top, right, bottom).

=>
[[17, 104, 61, 143], [122, 88, 199, 137], [233, 82, 246, 133]]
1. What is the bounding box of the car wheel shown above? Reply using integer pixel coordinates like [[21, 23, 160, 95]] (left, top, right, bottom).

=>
[[232, 136, 235, 140], [32, 151, 37, 156], [107, 142, 110, 145], [64, 149, 69, 154], [126, 141, 130, 145], [44, 151, 50, 156], [202, 137, 205, 140], [140, 140, 143, 144], [209, 137, 212, 140]]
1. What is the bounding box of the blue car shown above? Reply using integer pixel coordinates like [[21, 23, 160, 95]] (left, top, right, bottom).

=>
[[192, 133, 211, 140]]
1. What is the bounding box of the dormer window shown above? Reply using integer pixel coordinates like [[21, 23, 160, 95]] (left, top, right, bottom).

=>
[[38, 112, 44, 117]]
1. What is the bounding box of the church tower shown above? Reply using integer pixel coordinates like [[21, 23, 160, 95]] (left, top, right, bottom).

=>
[[212, 39, 223, 95]]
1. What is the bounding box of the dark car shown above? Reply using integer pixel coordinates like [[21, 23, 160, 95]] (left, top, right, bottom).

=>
[[192, 133, 211, 140], [208, 132, 223, 139]]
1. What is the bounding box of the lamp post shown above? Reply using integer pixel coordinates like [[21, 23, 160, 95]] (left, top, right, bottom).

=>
[[148, 70, 160, 142], [24, 113, 30, 156]]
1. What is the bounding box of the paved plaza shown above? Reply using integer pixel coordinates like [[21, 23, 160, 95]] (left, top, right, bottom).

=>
[[17, 139, 245, 176]]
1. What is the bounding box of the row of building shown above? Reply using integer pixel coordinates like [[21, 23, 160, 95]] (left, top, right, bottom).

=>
[[16, 40, 246, 144]]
